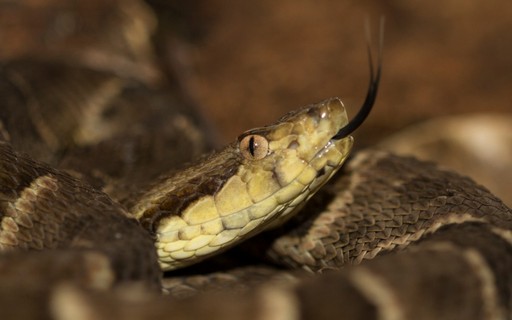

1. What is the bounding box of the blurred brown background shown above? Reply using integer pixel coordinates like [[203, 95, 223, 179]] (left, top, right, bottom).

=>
[[155, 0, 512, 204], [1, 0, 511, 201], [2, 0, 510, 143], [151, 1, 512, 145]]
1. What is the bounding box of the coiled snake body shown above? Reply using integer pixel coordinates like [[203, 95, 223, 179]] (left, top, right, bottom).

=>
[[1, 5, 512, 320]]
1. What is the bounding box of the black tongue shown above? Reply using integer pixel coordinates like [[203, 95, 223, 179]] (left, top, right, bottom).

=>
[[332, 18, 384, 140]]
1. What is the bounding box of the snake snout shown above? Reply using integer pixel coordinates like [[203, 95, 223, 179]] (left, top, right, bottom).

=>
[[309, 97, 347, 134]]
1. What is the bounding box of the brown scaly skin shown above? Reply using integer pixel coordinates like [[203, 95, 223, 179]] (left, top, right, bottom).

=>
[[268, 150, 512, 272], [0, 142, 161, 288], [2, 148, 511, 320], [2, 1, 512, 319]]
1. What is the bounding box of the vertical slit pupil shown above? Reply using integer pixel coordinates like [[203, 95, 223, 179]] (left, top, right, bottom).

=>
[[249, 136, 255, 156]]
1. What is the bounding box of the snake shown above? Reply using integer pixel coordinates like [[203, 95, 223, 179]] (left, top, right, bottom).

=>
[[1, 2, 512, 320]]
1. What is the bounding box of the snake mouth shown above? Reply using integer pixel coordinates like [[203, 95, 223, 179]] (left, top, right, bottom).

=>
[[301, 134, 353, 191], [261, 133, 353, 215]]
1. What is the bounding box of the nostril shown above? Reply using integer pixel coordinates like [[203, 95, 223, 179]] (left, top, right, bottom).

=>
[[307, 108, 321, 125]]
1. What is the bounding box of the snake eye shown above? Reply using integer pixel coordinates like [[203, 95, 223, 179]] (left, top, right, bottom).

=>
[[239, 134, 269, 160]]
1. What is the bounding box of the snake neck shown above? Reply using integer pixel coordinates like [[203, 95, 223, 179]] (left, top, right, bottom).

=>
[[131, 144, 242, 233]]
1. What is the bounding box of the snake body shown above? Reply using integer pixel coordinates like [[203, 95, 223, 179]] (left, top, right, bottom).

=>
[[2, 142, 511, 320], [1, 2, 512, 320]]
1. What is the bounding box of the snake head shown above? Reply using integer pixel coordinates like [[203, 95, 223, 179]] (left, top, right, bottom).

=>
[[136, 98, 354, 271], [232, 98, 353, 229]]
